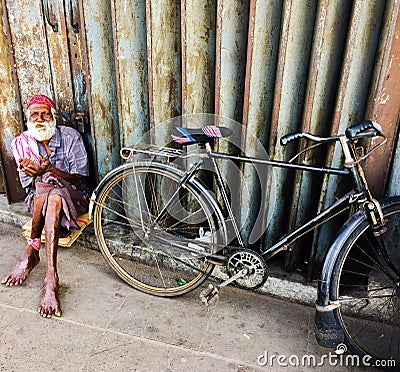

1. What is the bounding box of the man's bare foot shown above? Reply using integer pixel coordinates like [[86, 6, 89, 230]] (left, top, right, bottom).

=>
[[1, 246, 40, 286], [38, 276, 61, 318]]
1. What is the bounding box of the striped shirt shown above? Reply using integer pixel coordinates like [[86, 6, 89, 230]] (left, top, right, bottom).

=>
[[11, 126, 90, 189]]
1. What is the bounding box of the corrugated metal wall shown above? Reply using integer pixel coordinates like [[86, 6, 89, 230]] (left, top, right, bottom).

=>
[[1, 0, 399, 278]]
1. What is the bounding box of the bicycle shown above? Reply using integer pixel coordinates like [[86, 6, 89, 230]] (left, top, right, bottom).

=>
[[88, 116, 399, 367]]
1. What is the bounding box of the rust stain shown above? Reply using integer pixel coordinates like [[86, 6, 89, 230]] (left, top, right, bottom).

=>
[[76, 39, 83, 70], [379, 93, 390, 105]]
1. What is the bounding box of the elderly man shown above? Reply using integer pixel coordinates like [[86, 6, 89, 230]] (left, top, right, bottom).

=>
[[1, 94, 90, 318]]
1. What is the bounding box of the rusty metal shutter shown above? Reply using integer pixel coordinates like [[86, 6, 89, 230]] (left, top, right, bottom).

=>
[[1, 0, 399, 277]]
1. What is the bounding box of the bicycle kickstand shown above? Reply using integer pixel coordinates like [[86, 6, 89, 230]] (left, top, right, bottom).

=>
[[199, 268, 248, 306]]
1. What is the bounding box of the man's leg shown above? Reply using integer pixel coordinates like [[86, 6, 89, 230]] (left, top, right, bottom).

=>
[[38, 193, 62, 318], [1, 196, 46, 286]]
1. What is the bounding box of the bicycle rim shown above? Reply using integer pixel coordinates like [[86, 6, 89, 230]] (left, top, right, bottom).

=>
[[93, 162, 222, 296], [331, 199, 400, 365]]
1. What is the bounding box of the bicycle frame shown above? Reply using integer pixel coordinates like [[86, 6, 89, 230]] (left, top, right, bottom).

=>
[[173, 140, 360, 262], [109, 130, 386, 267]]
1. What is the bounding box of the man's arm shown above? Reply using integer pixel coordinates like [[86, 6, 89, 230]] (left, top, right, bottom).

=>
[[19, 157, 82, 186]]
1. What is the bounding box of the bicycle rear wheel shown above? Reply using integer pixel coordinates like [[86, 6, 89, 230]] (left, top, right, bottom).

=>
[[331, 197, 400, 366], [93, 162, 225, 297]]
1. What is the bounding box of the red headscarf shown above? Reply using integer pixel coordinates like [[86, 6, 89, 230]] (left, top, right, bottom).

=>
[[26, 94, 56, 110]]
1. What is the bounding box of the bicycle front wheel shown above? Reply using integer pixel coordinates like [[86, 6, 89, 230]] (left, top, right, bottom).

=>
[[331, 197, 400, 365], [93, 162, 225, 297]]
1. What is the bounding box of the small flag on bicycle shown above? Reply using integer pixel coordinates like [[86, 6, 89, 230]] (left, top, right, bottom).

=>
[[202, 126, 222, 138]]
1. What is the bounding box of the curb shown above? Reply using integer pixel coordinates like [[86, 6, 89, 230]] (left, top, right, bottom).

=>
[[0, 195, 317, 307]]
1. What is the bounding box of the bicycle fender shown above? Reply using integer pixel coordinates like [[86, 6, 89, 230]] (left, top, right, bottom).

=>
[[316, 211, 365, 307], [314, 211, 365, 348], [315, 196, 400, 348], [317, 195, 400, 305]]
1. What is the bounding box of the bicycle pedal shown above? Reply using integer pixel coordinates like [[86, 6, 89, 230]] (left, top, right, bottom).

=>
[[199, 283, 220, 306], [205, 293, 219, 306]]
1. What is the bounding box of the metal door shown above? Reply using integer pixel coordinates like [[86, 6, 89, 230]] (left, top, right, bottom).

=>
[[1, 0, 400, 277], [0, 0, 91, 203], [109, 0, 400, 277]]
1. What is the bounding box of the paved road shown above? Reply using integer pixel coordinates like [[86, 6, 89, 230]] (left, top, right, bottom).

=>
[[0, 221, 362, 371]]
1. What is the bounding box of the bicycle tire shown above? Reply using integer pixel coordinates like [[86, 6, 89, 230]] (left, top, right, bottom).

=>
[[330, 197, 400, 367], [93, 161, 225, 297]]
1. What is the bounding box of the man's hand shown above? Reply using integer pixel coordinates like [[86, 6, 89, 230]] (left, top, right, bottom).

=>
[[18, 156, 82, 187], [18, 156, 51, 177]]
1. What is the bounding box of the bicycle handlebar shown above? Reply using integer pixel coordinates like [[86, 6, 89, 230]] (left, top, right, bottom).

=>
[[345, 120, 382, 139], [280, 120, 383, 147], [280, 132, 338, 146]]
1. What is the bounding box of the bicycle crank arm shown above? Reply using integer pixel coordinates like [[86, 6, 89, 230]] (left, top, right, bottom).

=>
[[199, 268, 248, 306]]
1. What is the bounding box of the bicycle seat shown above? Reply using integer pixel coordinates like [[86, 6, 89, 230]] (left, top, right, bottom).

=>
[[171, 125, 232, 145]]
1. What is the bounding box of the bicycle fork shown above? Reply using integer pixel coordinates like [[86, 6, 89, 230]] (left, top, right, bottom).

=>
[[344, 136, 400, 278], [341, 135, 387, 236], [363, 198, 400, 279]]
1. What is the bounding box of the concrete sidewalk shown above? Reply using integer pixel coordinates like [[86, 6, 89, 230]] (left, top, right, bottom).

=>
[[0, 198, 361, 371]]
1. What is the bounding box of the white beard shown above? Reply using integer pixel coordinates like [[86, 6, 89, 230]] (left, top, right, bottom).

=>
[[27, 120, 56, 141]]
